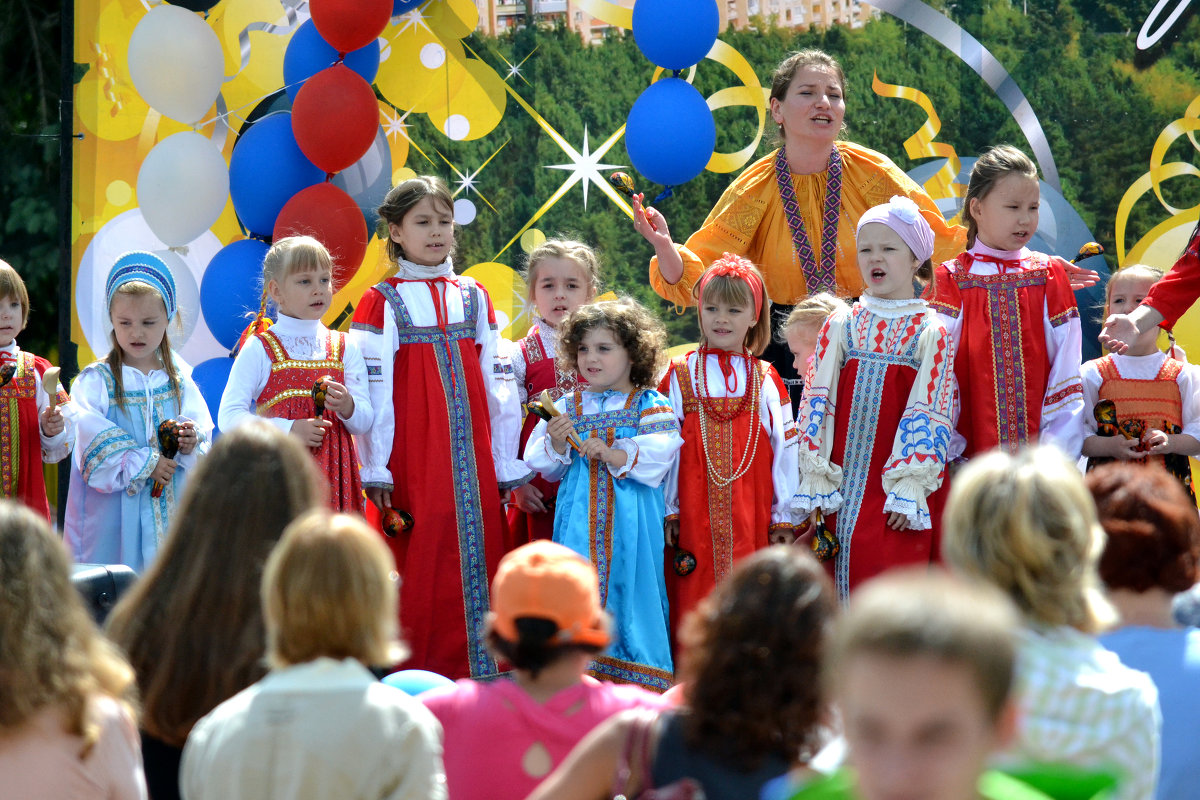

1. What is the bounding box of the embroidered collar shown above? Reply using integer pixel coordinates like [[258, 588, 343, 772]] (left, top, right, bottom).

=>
[[774, 145, 843, 295], [859, 294, 926, 318]]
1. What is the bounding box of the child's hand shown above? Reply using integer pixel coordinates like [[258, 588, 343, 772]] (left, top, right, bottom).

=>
[[511, 482, 547, 514], [768, 525, 795, 545], [547, 416, 577, 455], [664, 518, 680, 547], [150, 456, 177, 486], [1099, 314, 1140, 355], [1144, 429, 1171, 454], [1095, 434, 1141, 460], [291, 417, 332, 448], [579, 437, 627, 469], [886, 512, 911, 531], [175, 420, 199, 455], [366, 487, 391, 511], [39, 406, 65, 437], [632, 194, 672, 248], [321, 379, 355, 418]]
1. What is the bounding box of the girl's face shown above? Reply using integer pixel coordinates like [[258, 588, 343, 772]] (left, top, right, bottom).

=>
[[111, 292, 168, 372], [532, 258, 592, 327], [770, 66, 845, 147], [388, 196, 455, 267], [785, 321, 822, 375], [577, 326, 633, 394], [857, 223, 919, 300], [969, 173, 1039, 252], [700, 290, 757, 352], [0, 294, 24, 349], [1106, 273, 1160, 355], [269, 266, 333, 321]]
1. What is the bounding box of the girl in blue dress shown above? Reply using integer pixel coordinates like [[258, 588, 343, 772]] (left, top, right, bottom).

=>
[[525, 298, 683, 692]]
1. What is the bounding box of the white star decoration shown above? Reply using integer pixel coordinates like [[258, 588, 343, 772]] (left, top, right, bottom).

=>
[[381, 107, 412, 142], [393, 6, 432, 35], [546, 127, 626, 210]]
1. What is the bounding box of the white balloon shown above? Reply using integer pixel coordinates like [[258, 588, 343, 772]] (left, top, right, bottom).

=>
[[137, 132, 230, 247], [128, 4, 224, 124]]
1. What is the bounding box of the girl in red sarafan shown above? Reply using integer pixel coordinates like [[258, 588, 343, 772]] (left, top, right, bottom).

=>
[[350, 176, 529, 681], [219, 235, 371, 514], [659, 254, 798, 636], [507, 239, 600, 545]]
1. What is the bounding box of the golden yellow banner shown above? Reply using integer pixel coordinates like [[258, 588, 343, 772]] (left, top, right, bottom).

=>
[[871, 72, 962, 205]]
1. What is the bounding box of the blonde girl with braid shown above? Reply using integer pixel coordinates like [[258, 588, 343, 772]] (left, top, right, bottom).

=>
[[65, 251, 213, 572], [218, 235, 372, 513]]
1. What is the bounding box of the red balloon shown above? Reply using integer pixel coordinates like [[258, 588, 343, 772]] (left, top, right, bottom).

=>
[[273, 182, 368, 285], [310, 0, 391, 54], [292, 64, 378, 175]]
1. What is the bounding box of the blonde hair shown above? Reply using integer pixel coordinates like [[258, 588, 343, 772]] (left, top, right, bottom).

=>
[[695, 263, 773, 356], [941, 447, 1116, 634], [523, 239, 603, 306], [0, 259, 31, 328], [0, 502, 138, 755], [1103, 263, 1164, 317], [264, 511, 406, 669], [105, 281, 181, 412], [826, 568, 1019, 722], [557, 298, 668, 390], [377, 176, 455, 263], [962, 145, 1038, 249], [780, 293, 849, 338]]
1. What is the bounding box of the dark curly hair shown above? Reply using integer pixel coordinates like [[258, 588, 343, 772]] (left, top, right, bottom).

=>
[[1085, 463, 1200, 593], [677, 546, 834, 771], [556, 298, 667, 390]]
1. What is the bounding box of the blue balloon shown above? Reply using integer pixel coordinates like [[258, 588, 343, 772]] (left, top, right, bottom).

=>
[[382, 669, 454, 696], [283, 19, 380, 102], [632, 0, 718, 70], [190, 356, 235, 440], [229, 112, 324, 237], [393, 0, 424, 14], [625, 79, 715, 187], [200, 239, 270, 351]]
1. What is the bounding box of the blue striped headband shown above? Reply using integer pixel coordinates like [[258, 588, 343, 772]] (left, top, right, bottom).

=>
[[106, 251, 178, 320]]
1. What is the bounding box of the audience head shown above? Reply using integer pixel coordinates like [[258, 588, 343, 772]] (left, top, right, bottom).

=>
[[678, 545, 834, 769], [486, 540, 611, 678], [1085, 462, 1200, 594], [264, 511, 404, 669], [0, 501, 136, 752], [828, 569, 1019, 800], [107, 421, 325, 745], [942, 446, 1115, 633]]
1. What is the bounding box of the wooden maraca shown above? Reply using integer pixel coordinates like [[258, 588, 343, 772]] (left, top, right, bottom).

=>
[[41, 366, 61, 414], [312, 375, 333, 417], [609, 172, 658, 231], [527, 389, 583, 452], [1071, 242, 1104, 263], [382, 507, 414, 537], [0, 362, 16, 390], [809, 511, 839, 563], [152, 419, 181, 498]]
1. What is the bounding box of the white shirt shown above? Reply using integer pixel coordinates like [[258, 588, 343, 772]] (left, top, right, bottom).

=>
[[1081, 350, 1200, 440], [0, 340, 75, 463], [180, 657, 447, 800]]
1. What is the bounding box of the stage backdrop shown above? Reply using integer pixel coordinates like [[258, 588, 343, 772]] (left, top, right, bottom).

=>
[[71, 0, 1199, 435]]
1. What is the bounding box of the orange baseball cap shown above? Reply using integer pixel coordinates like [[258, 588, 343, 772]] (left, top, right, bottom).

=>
[[490, 541, 611, 648]]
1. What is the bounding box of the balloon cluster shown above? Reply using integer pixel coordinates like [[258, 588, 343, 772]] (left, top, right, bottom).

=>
[[126, 0, 395, 433], [625, 0, 718, 187]]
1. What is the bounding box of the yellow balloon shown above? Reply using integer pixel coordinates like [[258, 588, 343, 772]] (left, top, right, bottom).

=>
[[376, 26, 466, 114], [424, 0, 479, 40], [463, 262, 528, 339]]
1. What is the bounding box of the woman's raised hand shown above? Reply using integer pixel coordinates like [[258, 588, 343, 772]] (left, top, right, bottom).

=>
[[632, 194, 671, 248]]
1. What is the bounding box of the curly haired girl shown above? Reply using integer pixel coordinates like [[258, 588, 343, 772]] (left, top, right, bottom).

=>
[[525, 298, 684, 691]]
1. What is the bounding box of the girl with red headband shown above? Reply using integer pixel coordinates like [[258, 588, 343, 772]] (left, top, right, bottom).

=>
[[794, 196, 956, 603], [659, 254, 799, 636]]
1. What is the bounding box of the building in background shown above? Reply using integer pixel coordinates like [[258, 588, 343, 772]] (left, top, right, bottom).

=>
[[472, 0, 877, 41]]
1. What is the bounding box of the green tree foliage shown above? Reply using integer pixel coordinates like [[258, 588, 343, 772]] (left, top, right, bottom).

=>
[[0, 0, 60, 358]]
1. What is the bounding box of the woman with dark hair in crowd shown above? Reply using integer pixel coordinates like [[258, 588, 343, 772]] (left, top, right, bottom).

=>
[[106, 422, 325, 800], [1088, 462, 1200, 800], [527, 545, 834, 800]]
